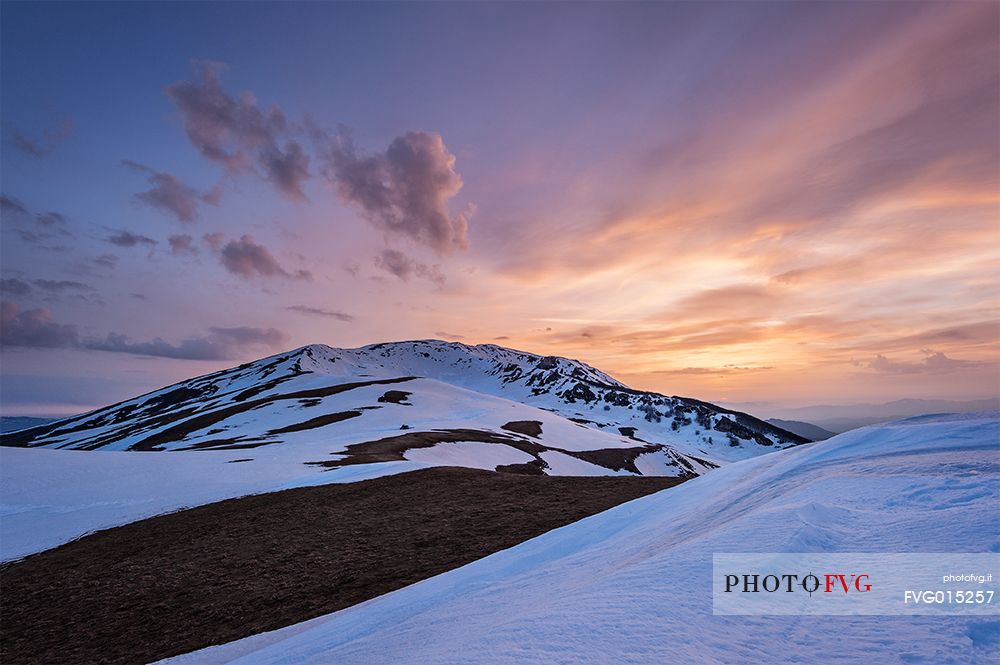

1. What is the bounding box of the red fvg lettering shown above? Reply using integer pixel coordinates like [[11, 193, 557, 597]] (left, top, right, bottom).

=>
[[824, 573, 871, 593]]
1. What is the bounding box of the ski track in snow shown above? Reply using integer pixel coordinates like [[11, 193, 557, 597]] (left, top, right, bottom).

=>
[[158, 413, 1000, 665]]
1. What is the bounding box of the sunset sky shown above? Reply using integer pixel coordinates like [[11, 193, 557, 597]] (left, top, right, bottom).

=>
[[1, 1, 998, 416]]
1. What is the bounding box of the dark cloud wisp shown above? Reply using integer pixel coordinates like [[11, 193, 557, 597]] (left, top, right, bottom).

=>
[[106, 231, 157, 248], [86, 327, 288, 360], [122, 160, 220, 222], [1, 300, 288, 360], [31, 279, 95, 294], [0, 279, 32, 297], [4, 118, 74, 158], [286, 305, 354, 322]]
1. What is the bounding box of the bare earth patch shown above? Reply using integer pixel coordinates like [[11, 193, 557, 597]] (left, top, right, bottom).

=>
[[501, 420, 543, 437], [306, 428, 685, 477], [377, 390, 412, 404], [307, 428, 539, 467], [0, 467, 685, 665], [265, 410, 362, 435]]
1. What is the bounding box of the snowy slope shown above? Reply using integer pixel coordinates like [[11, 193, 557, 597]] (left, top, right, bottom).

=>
[[0, 445, 429, 562], [0, 379, 700, 561], [161, 413, 1000, 665]]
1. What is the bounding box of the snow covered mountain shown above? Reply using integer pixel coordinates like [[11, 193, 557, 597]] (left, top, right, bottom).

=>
[[161, 412, 1000, 665], [3, 340, 805, 466], [0, 340, 809, 560]]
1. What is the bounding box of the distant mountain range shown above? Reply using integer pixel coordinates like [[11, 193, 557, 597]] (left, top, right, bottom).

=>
[[763, 398, 1000, 433], [0, 417, 54, 434], [765, 418, 837, 441]]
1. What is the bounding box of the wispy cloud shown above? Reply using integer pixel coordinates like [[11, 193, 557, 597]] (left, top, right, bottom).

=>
[[30, 279, 94, 294], [122, 160, 220, 222], [654, 365, 775, 376], [106, 231, 157, 248], [1, 196, 74, 248], [0, 279, 32, 297], [0, 195, 28, 215], [86, 326, 288, 360], [286, 305, 354, 321], [1, 300, 288, 360], [3, 118, 73, 158], [3, 278, 103, 305]]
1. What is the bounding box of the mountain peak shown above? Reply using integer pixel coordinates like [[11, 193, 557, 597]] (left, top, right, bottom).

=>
[[3, 340, 808, 467]]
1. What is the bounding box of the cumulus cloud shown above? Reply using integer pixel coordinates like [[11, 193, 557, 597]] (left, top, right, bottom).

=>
[[217, 234, 310, 280], [220, 235, 284, 277], [286, 305, 354, 321], [316, 127, 470, 254], [163, 63, 473, 251], [166, 61, 309, 200], [168, 234, 198, 256], [106, 231, 157, 248], [202, 232, 225, 251], [262, 140, 309, 201], [0, 302, 80, 348], [202, 184, 223, 206], [373, 248, 445, 286], [4, 118, 73, 158], [122, 160, 220, 222]]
